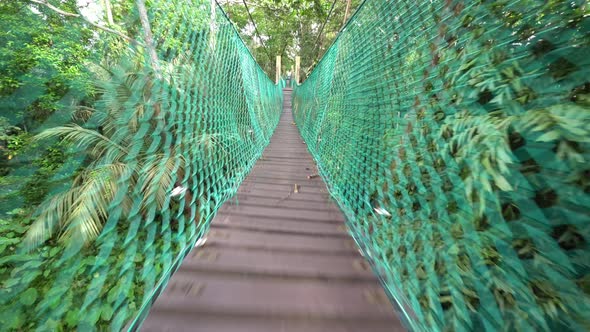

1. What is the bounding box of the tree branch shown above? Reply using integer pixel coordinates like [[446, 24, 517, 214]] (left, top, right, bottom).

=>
[[29, 0, 141, 45], [29, 0, 78, 16]]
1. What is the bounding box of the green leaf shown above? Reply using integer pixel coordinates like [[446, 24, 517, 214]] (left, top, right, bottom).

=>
[[38, 318, 59, 331], [101, 304, 115, 321], [448, 244, 460, 255], [107, 284, 120, 303], [494, 175, 513, 191], [0, 253, 34, 265], [22, 259, 43, 270], [49, 247, 60, 258], [536, 131, 560, 142], [3, 277, 20, 288], [87, 306, 101, 325], [20, 288, 38, 306], [65, 310, 78, 326]]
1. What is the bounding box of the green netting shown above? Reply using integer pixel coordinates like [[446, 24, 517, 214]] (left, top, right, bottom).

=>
[[0, 1, 282, 330], [294, 0, 590, 331]]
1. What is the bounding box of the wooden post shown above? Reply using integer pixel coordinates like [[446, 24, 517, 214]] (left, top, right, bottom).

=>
[[275, 55, 281, 84], [342, 0, 351, 28], [294, 56, 301, 85]]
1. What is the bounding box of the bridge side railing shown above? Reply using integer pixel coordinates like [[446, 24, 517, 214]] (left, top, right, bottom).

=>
[[294, 0, 590, 331], [0, 1, 282, 330]]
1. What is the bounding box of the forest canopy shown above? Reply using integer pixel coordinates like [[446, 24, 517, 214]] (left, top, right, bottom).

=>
[[220, 0, 363, 78]]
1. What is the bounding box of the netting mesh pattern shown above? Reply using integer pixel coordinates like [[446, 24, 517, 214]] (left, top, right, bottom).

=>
[[0, 1, 282, 330], [294, 0, 590, 330]]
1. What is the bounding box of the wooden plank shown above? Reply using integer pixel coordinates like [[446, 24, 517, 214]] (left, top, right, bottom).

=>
[[240, 177, 324, 188], [206, 228, 356, 253], [235, 192, 332, 203], [212, 214, 347, 235], [238, 176, 321, 187], [229, 194, 341, 211], [249, 164, 316, 176], [217, 205, 345, 222], [143, 272, 396, 320], [143, 313, 403, 332], [180, 247, 375, 281], [237, 182, 331, 195]]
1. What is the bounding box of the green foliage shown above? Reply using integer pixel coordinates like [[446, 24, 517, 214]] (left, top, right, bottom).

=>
[[0, 1, 94, 126], [0, 0, 95, 216]]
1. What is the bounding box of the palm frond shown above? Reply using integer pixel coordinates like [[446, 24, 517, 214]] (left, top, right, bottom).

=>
[[140, 153, 185, 209], [71, 106, 97, 122], [22, 189, 77, 251], [34, 124, 129, 156], [59, 163, 132, 244]]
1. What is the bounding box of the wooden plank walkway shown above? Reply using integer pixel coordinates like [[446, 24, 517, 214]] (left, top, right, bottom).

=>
[[140, 89, 405, 332]]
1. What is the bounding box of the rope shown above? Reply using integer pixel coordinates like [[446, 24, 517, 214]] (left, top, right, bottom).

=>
[[310, 0, 338, 62], [241, 0, 273, 63]]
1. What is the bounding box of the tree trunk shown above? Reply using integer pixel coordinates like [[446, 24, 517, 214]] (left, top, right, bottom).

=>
[[209, 0, 217, 50], [135, 0, 160, 75]]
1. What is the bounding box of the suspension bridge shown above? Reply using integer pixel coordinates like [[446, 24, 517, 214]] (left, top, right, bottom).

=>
[[0, 0, 589, 331], [140, 88, 405, 331]]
